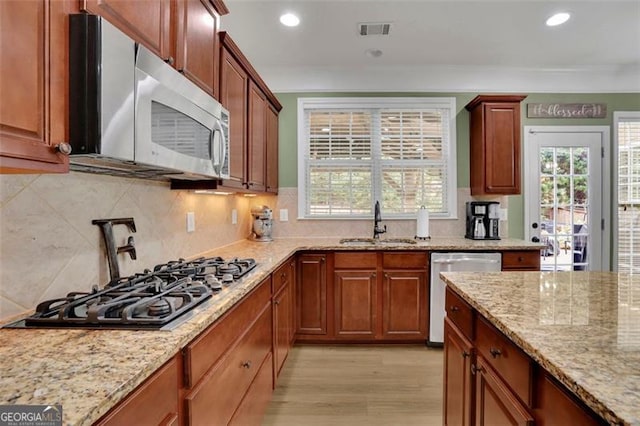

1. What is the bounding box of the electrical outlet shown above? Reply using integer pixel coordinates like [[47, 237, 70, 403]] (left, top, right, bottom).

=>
[[231, 209, 238, 225], [186, 212, 195, 232], [499, 208, 508, 221], [280, 209, 289, 222]]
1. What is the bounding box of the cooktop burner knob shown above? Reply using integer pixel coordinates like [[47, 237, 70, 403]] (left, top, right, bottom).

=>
[[222, 273, 234, 283]]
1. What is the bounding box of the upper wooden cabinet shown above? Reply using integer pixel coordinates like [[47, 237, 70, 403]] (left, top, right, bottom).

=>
[[83, 0, 229, 98], [219, 32, 282, 194], [466, 95, 527, 195], [0, 0, 71, 173]]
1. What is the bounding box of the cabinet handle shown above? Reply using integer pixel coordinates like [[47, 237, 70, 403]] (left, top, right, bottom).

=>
[[450, 306, 460, 312], [164, 56, 175, 65], [281, 272, 286, 280], [384, 273, 389, 279], [274, 300, 280, 306], [372, 273, 377, 278], [320, 258, 325, 263], [471, 364, 484, 375], [462, 350, 470, 358], [241, 361, 252, 369], [489, 347, 502, 358], [518, 256, 524, 262]]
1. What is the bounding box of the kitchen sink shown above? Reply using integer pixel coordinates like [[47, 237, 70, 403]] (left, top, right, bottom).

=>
[[339, 237, 417, 246]]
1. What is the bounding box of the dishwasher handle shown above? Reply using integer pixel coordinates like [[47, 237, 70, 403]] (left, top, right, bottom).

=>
[[432, 258, 500, 265]]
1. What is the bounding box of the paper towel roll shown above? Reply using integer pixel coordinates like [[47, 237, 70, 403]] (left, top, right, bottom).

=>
[[416, 206, 430, 239]]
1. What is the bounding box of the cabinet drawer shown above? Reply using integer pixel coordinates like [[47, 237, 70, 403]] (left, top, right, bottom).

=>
[[273, 258, 293, 293], [229, 352, 274, 425], [502, 251, 540, 270], [185, 302, 272, 425], [476, 317, 532, 406], [334, 252, 377, 269], [445, 288, 474, 340], [184, 277, 271, 388], [382, 252, 427, 269]]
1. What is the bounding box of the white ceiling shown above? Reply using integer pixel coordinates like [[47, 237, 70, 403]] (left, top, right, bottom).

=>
[[220, 0, 640, 93]]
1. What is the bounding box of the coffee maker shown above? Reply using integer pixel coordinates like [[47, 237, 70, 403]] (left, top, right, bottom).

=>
[[465, 201, 500, 240], [250, 205, 273, 242]]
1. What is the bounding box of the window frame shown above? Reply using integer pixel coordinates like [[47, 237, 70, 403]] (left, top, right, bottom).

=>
[[297, 97, 457, 220]]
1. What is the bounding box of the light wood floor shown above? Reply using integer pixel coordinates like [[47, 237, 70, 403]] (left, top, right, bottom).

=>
[[263, 345, 444, 426]]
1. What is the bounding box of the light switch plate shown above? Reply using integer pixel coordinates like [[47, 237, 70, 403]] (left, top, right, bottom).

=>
[[499, 208, 508, 221], [280, 209, 289, 222], [186, 212, 195, 232], [231, 209, 238, 225]]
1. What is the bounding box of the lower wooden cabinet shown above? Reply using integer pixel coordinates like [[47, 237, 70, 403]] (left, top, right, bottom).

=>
[[296, 253, 327, 336], [95, 355, 180, 426], [443, 286, 607, 426], [443, 318, 473, 426]]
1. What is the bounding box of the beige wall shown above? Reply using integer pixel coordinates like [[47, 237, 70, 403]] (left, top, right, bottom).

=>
[[0, 172, 275, 321]]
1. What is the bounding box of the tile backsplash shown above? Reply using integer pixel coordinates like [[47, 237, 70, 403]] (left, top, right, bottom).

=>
[[0, 174, 504, 321], [0, 172, 275, 321]]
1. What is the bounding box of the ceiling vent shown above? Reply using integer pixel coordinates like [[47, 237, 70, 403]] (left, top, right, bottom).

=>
[[358, 22, 391, 36]]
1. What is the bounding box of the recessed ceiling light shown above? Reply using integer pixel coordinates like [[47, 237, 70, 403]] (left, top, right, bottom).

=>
[[546, 12, 570, 26], [280, 13, 300, 27], [365, 48, 383, 58]]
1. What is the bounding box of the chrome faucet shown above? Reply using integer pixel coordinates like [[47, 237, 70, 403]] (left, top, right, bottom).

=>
[[373, 201, 387, 239]]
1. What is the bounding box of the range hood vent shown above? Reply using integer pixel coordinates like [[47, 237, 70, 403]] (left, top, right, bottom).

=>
[[359, 22, 391, 36]]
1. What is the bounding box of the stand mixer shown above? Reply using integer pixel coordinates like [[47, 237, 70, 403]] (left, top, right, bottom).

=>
[[250, 205, 273, 242]]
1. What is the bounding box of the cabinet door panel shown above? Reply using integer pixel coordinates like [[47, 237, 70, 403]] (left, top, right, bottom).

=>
[[0, 0, 68, 173], [175, 0, 218, 97], [382, 270, 427, 339], [475, 357, 533, 426], [83, 0, 171, 60], [274, 282, 291, 377], [443, 318, 473, 426], [484, 103, 520, 193], [334, 271, 376, 338], [297, 254, 327, 335], [266, 105, 279, 193], [248, 81, 266, 191], [219, 47, 248, 189]]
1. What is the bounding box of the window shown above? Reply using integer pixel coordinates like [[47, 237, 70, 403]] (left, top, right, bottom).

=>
[[616, 111, 640, 273], [297, 97, 457, 219]]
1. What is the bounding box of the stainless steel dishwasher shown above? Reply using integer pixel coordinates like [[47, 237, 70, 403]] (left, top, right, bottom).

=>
[[429, 252, 501, 345]]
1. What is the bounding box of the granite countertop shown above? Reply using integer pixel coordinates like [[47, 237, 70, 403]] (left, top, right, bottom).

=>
[[0, 236, 540, 425], [440, 271, 640, 426]]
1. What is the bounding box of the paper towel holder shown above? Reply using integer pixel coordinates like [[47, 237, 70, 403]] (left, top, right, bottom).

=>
[[415, 205, 431, 240]]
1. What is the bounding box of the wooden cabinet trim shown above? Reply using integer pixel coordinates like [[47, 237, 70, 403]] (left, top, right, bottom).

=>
[[465, 95, 528, 111]]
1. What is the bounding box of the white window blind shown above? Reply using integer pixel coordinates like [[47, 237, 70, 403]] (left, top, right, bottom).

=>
[[298, 98, 457, 219], [616, 112, 640, 273]]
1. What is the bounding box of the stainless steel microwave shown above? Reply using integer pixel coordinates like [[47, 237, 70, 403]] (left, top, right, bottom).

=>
[[69, 14, 229, 180]]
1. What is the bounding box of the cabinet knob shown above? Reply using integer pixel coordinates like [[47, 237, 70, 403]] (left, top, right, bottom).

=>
[[55, 142, 72, 155], [489, 347, 502, 358], [372, 273, 377, 278], [274, 300, 280, 306], [471, 364, 484, 375], [518, 256, 524, 262], [281, 272, 286, 279], [241, 361, 252, 369], [164, 56, 175, 65], [450, 305, 460, 312], [462, 350, 470, 358]]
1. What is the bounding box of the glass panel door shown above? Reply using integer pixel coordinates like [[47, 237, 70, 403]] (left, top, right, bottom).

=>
[[525, 127, 607, 271]]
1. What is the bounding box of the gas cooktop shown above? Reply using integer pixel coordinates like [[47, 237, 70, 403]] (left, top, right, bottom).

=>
[[5, 257, 257, 330]]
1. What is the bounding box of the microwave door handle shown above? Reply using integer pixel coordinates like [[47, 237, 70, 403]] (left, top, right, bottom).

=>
[[210, 119, 224, 176], [217, 118, 226, 177]]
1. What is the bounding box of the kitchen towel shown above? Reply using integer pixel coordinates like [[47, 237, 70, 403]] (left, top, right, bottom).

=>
[[416, 206, 430, 239]]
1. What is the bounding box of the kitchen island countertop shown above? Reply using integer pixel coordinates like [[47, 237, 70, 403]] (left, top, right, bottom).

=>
[[440, 270, 640, 426], [0, 236, 540, 425]]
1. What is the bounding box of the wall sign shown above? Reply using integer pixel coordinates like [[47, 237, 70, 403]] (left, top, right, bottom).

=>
[[527, 103, 607, 118]]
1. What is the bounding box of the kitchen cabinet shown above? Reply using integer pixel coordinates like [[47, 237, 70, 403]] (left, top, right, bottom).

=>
[[466, 95, 527, 195], [502, 250, 540, 271], [248, 81, 267, 192], [184, 276, 272, 425], [296, 253, 328, 337], [266, 104, 279, 194], [0, 0, 70, 173], [443, 286, 605, 426], [83, 0, 228, 98], [273, 258, 295, 379], [95, 355, 181, 426], [218, 32, 282, 193], [334, 252, 378, 339], [443, 318, 473, 426], [381, 252, 428, 340]]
